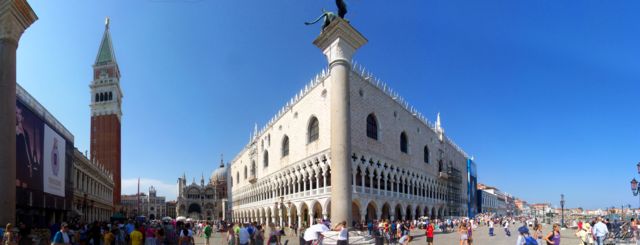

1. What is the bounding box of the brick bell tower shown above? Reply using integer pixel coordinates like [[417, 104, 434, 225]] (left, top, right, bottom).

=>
[[90, 17, 122, 207]]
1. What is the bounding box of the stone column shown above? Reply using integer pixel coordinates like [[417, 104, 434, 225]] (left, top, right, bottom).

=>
[[0, 0, 37, 226], [313, 18, 366, 227]]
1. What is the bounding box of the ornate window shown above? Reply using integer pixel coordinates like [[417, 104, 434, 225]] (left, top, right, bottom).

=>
[[236, 172, 239, 184], [263, 151, 269, 167], [108, 92, 113, 101], [281, 135, 289, 157], [400, 131, 408, 153], [424, 145, 430, 163], [244, 166, 247, 179], [308, 116, 319, 143], [366, 113, 378, 140]]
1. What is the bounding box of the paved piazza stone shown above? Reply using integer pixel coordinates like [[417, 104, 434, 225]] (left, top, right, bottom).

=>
[[194, 224, 581, 245]]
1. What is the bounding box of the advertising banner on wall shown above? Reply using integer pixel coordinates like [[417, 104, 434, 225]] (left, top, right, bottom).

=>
[[16, 102, 44, 190], [43, 124, 66, 197]]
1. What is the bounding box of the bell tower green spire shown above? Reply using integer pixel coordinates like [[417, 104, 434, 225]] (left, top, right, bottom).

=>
[[95, 17, 116, 65]]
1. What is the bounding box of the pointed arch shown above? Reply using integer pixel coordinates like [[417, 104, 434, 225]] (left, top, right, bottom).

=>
[[263, 150, 269, 167], [424, 145, 430, 163], [308, 116, 319, 143], [366, 113, 378, 140], [281, 135, 289, 157], [400, 131, 408, 153]]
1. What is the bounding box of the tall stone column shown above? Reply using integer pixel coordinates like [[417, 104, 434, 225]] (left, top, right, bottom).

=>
[[313, 18, 366, 227], [0, 0, 37, 226]]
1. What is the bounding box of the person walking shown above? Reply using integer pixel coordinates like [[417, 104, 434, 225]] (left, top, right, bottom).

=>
[[203, 223, 212, 245], [253, 225, 264, 245], [575, 222, 590, 245], [544, 223, 561, 245], [226, 228, 235, 245], [237, 224, 250, 245], [426, 222, 434, 245], [332, 221, 348, 245], [592, 218, 608, 245], [489, 219, 495, 236], [52, 223, 71, 245], [266, 224, 279, 245], [103, 228, 115, 245], [532, 224, 543, 245], [516, 226, 529, 245], [459, 223, 468, 245], [2, 224, 19, 245], [504, 219, 511, 237], [145, 224, 156, 245], [130, 225, 144, 245], [467, 221, 473, 245]]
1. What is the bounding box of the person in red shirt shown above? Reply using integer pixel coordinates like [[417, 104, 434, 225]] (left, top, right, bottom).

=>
[[426, 222, 434, 245]]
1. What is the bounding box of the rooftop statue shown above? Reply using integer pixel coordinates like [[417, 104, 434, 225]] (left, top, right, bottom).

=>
[[305, 0, 348, 31]]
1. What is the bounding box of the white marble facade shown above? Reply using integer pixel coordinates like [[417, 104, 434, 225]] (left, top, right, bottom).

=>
[[230, 64, 472, 226]]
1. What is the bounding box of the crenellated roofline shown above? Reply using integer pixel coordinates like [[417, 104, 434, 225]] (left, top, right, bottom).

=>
[[231, 61, 470, 164]]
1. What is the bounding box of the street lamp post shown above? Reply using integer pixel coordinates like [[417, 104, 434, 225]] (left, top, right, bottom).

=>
[[560, 194, 565, 228], [630, 162, 640, 219]]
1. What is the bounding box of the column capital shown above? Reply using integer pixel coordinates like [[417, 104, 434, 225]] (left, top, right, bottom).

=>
[[313, 18, 367, 65], [0, 0, 37, 43]]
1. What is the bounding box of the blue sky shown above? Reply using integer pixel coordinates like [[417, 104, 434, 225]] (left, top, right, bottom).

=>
[[17, 1, 639, 209]]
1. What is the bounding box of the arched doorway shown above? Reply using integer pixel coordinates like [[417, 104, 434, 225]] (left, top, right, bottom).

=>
[[405, 205, 412, 220], [149, 214, 156, 220], [300, 203, 310, 227], [266, 208, 272, 225], [366, 202, 377, 222], [394, 204, 403, 221], [312, 202, 323, 220], [290, 205, 299, 227], [188, 203, 202, 219], [381, 203, 391, 220], [351, 201, 361, 224]]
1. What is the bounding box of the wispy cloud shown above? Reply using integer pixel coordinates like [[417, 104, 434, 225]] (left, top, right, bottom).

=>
[[122, 178, 177, 201]]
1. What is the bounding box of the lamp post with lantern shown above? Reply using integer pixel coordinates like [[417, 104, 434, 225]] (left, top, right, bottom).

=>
[[630, 162, 640, 219], [560, 194, 565, 228]]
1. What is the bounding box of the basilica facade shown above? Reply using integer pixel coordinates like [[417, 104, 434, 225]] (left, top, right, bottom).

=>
[[176, 159, 229, 220]]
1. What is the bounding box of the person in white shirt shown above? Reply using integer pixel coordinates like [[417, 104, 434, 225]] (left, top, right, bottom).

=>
[[593, 217, 609, 245], [332, 221, 348, 245], [503, 220, 511, 237], [489, 220, 495, 236]]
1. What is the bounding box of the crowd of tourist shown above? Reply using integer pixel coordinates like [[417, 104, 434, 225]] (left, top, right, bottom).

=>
[[1, 213, 632, 245]]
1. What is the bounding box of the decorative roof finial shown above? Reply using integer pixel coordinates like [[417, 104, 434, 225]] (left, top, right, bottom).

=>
[[220, 153, 224, 168], [253, 123, 258, 139], [105, 16, 110, 29]]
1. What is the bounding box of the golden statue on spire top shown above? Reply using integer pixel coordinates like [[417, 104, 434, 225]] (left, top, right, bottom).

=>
[[105, 16, 110, 29]]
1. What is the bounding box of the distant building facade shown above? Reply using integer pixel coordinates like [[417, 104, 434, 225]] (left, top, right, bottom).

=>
[[176, 158, 229, 220], [166, 201, 177, 218], [71, 148, 114, 222], [120, 186, 166, 219]]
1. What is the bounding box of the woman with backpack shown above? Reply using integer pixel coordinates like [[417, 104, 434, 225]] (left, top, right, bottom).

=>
[[266, 224, 280, 245], [253, 225, 264, 245], [516, 226, 537, 245], [226, 227, 235, 245]]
